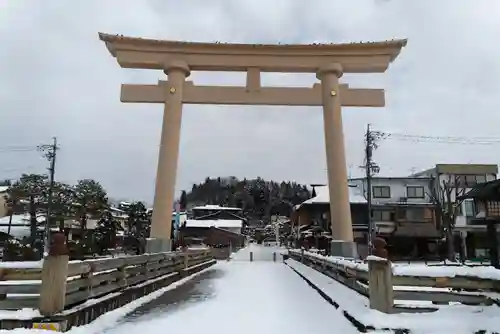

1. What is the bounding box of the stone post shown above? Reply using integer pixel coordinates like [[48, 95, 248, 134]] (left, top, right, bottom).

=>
[[317, 63, 355, 258], [367, 256, 393, 313], [149, 60, 190, 253], [39, 233, 69, 316]]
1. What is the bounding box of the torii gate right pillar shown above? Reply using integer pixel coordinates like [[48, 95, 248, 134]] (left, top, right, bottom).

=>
[[317, 63, 356, 257]]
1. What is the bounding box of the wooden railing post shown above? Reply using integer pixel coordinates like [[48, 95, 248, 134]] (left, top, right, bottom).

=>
[[184, 249, 189, 269], [368, 257, 393, 313], [82, 263, 95, 299], [249, 251, 253, 262], [39, 233, 69, 316], [117, 262, 127, 289], [273, 252, 276, 262]]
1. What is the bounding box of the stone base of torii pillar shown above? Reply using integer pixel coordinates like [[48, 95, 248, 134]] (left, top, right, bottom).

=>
[[330, 240, 358, 258], [145, 238, 172, 253]]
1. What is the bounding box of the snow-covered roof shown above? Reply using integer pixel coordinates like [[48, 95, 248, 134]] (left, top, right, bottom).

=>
[[109, 206, 126, 213], [191, 204, 241, 211], [300, 185, 367, 206], [185, 219, 243, 229], [0, 214, 45, 239]]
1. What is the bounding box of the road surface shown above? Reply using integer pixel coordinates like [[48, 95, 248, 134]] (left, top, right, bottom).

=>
[[100, 245, 358, 334]]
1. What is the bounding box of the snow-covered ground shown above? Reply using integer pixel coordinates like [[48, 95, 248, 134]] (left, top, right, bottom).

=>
[[92, 252, 357, 334], [230, 242, 284, 262], [286, 258, 500, 334], [1, 245, 355, 334], [0, 245, 358, 333], [6, 245, 497, 334]]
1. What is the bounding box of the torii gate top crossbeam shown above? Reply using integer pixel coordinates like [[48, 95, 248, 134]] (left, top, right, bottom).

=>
[[99, 33, 407, 73]]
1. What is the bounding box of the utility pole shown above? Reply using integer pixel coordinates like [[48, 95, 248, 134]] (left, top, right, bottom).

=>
[[365, 125, 374, 255], [38, 137, 58, 257], [364, 125, 382, 255]]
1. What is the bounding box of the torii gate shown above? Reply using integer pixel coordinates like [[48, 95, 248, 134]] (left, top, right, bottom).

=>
[[99, 33, 406, 255]]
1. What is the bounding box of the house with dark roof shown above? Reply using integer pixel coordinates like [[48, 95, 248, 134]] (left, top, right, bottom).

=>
[[180, 204, 246, 254], [457, 178, 500, 263]]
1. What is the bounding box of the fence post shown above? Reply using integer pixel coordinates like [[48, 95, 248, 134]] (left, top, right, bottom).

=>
[[39, 233, 69, 316], [184, 249, 189, 269], [367, 257, 393, 313], [273, 252, 276, 262], [249, 251, 253, 262]]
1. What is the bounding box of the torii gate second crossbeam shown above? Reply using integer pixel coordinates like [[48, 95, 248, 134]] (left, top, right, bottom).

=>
[[99, 33, 407, 256]]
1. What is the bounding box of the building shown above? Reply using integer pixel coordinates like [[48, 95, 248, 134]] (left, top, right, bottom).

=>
[[349, 176, 438, 236], [180, 204, 246, 251], [413, 164, 498, 259], [457, 179, 500, 264], [190, 204, 243, 220], [412, 164, 497, 226], [293, 184, 368, 244], [293, 176, 442, 259], [349, 176, 439, 259], [184, 219, 243, 235], [0, 186, 9, 218]]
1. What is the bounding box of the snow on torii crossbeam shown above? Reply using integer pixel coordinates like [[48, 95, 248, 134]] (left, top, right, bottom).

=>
[[99, 33, 407, 255]]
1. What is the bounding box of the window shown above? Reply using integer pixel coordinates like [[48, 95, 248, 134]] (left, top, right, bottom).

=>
[[407, 186, 425, 198], [455, 174, 487, 187], [475, 175, 487, 184], [372, 210, 392, 221], [464, 200, 475, 217], [487, 201, 500, 217], [405, 208, 426, 220], [373, 186, 390, 198]]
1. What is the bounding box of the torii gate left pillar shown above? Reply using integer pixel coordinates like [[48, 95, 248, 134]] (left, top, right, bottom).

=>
[[318, 63, 355, 256], [147, 61, 189, 253]]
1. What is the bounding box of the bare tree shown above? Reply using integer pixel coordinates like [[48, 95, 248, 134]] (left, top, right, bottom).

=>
[[428, 175, 467, 261]]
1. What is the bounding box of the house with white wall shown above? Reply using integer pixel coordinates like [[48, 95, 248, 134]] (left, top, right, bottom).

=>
[[411, 164, 498, 259], [348, 176, 439, 259], [412, 164, 498, 228]]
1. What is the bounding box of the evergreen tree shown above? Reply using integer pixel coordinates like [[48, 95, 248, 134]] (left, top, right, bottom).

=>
[[49, 182, 75, 232], [125, 201, 150, 238], [73, 179, 108, 232], [179, 190, 188, 211], [95, 210, 119, 254], [183, 176, 311, 222], [8, 174, 48, 244]]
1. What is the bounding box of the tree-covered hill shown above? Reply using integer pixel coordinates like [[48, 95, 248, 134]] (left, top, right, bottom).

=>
[[181, 177, 311, 223]]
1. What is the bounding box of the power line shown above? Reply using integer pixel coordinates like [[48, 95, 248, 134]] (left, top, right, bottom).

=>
[[0, 147, 39, 153], [376, 131, 500, 145], [0, 144, 39, 150]]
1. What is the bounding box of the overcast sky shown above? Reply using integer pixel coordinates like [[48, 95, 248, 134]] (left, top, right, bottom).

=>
[[1, 0, 500, 204]]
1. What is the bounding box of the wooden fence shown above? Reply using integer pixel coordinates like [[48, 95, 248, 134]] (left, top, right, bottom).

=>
[[288, 249, 498, 314], [0, 248, 213, 316]]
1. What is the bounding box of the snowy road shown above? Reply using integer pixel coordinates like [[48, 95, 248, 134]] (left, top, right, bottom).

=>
[[98, 246, 359, 334]]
